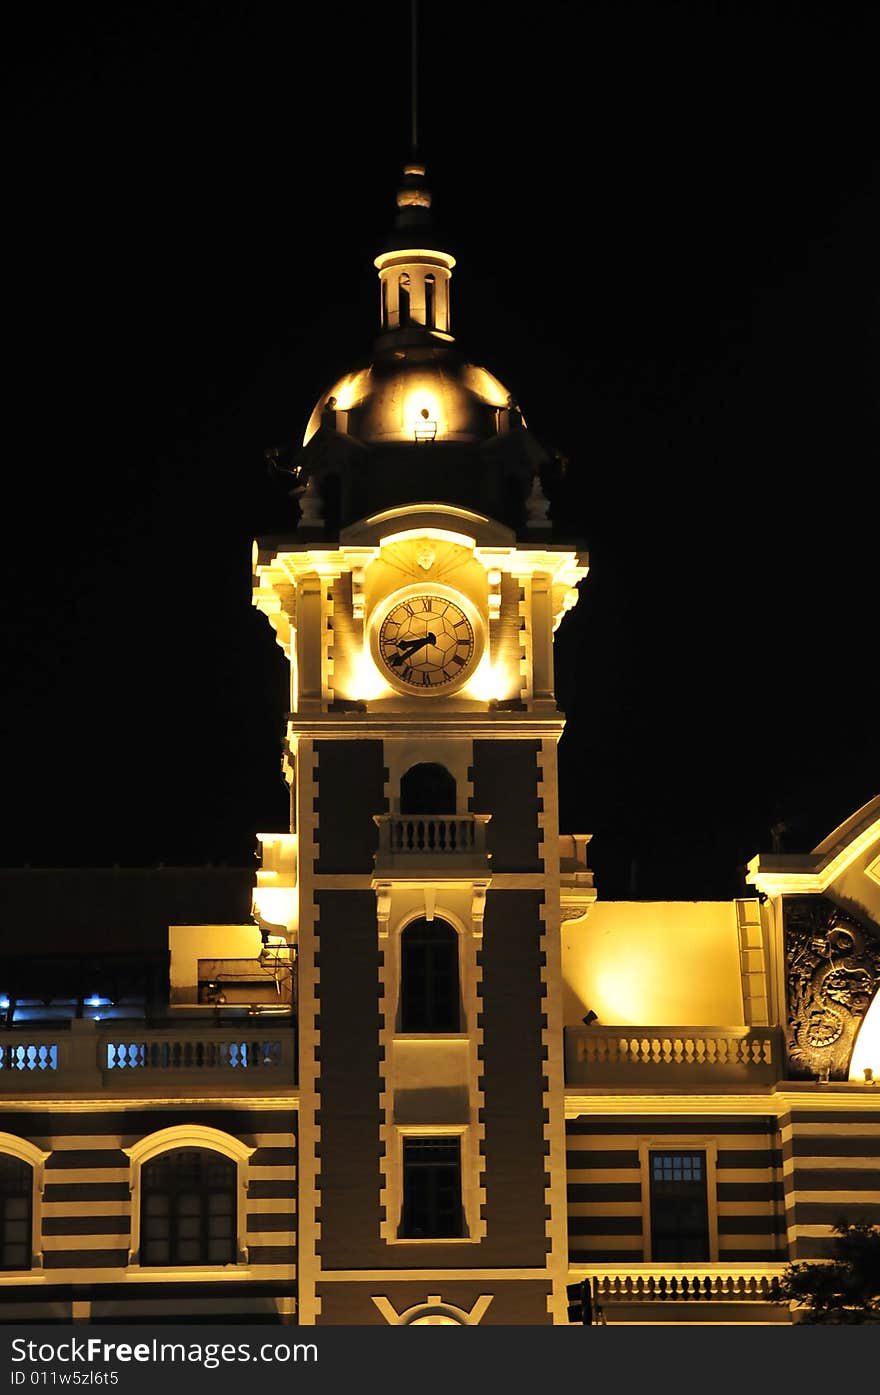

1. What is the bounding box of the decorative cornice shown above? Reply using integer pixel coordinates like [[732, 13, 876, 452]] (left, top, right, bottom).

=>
[[287, 715, 567, 740], [564, 1085, 880, 1117], [0, 1095, 299, 1110]]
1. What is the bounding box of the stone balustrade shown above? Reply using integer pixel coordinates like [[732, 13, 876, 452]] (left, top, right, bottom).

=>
[[0, 1020, 296, 1092], [373, 813, 492, 877], [0, 1040, 59, 1072], [565, 1025, 784, 1084], [574, 1263, 786, 1307]]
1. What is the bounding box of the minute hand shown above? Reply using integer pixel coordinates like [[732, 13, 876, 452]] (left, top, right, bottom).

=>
[[387, 632, 437, 667]]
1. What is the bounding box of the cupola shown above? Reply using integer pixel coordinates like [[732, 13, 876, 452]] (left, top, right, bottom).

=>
[[374, 163, 455, 340]]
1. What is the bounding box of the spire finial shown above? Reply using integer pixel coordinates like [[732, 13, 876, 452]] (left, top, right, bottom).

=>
[[410, 0, 419, 155]]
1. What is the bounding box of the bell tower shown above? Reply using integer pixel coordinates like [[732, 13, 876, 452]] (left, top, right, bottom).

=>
[[252, 165, 588, 1326]]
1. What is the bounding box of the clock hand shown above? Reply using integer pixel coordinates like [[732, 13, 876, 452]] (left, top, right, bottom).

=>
[[387, 632, 437, 666]]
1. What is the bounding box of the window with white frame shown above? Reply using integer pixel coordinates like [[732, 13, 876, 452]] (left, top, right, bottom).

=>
[[0, 1155, 31, 1270], [126, 1124, 253, 1269], [399, 1137, 464, 1239], [649, 1150, 710, 1261], [400, 919, 460, 1032], [140, 1148, 236, 1266]]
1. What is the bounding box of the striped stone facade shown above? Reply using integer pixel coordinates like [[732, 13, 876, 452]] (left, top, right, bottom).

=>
[[566, 1114, 786, 1265], [0, 1103, 296, 1323], [780, 1108, 880, 1259]]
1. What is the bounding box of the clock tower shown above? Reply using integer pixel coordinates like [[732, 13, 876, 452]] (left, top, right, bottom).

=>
[[252, 163, 588, 1325]]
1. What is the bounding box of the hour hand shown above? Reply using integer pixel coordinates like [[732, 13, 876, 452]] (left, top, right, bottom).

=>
[[387, 632, 436, 666]]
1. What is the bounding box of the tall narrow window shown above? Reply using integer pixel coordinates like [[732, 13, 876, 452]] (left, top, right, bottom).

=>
[[424, 274, 435, 329], [398, 273, 411, 327], [400, 919, 459, 1032], [141, 1148, 236, 1266], [649, 1151, 709, 1261], [400, 1137, 463, 1238], [0, 1155, 31, 1270]]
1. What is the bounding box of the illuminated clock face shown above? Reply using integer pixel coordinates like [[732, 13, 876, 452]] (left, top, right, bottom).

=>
[[377, 594, 477, 692]]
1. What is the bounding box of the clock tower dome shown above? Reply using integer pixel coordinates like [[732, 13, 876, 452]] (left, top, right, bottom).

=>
[[252, 164, 588, 1326]]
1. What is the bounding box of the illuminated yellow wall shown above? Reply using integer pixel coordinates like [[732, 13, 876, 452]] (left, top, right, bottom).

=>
[[562, 901, 746, 1027], [168, 924, 265, 1003]]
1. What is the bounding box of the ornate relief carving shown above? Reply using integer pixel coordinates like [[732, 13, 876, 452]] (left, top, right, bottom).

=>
[[784, 896, 880, 1079]]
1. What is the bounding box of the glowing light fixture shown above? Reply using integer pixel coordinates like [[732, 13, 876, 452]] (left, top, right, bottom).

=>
[[849, 989, 880, 1083], [463, 655, 507, 703], [413, 407, 437, 442], [404, 387, 443, 442], [302, 367, 372, 445], [461, 364, 509, 407], [351, 649, 392, 702]]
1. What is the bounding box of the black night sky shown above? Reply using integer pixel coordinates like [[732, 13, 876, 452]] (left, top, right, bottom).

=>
[[2, 2, 878, 899]]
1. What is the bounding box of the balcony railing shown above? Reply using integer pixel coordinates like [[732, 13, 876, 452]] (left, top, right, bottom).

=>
[[0, 1021, 296, 1093], [373, 813, 491, 878], [0, 1041, 59, 1072], [565, 1025, 784, 1085], [572, 1263, 786, 1308], [104, 1035, 286, 1072]]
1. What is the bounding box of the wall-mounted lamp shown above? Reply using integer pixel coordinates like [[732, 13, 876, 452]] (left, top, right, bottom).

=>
[[413, 407, 437, 442]]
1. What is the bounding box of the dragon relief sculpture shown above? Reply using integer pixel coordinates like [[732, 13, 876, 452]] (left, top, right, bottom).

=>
[[784, 896, 880, 1079]]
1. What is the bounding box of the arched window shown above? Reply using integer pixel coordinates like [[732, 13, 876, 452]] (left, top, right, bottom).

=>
[[140, 1148, 236, 1266], [400, 763, 456, 815], [400, 918, 460, 1032], [424, 273, 435, 329], [0, 1155, 31, 1270], [398, 273, 411, 326]]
